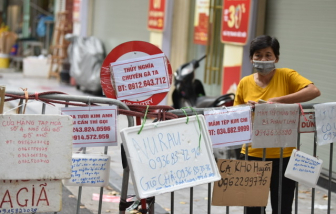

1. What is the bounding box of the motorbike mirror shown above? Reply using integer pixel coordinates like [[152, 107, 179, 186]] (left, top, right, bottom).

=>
[[194, 55, 206, 69], [197, 55, 206, 63], [180, 63, 194, 76]]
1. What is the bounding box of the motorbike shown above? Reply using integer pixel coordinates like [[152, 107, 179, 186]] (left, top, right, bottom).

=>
[[172, 55, 240, 159], [172, 55, 235, 109]]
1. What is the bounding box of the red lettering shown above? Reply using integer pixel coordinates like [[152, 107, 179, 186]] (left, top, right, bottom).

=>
[[17, 187, 28, 207], [32, 185, 35, 206], [0, 190, 13, 208], [36, 187, 49, 206]]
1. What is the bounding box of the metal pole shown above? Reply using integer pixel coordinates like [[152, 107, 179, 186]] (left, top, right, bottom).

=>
[[190, 187, 193, 214], [278, 148, 284, 214], [295, 132, 301, 214], [171, 192, 174, 214], [327, 143, 333, 214], [261, 148, 266, 214], [244, 144, 248, 214], [207, 183, 211, 214], [76, 147, 86, 214], [119, 144, 130, 214], [97, 146, 109, 214], [311, 131, 317, 214]]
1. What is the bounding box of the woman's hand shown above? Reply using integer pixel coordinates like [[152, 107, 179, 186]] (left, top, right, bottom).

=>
[[267, 84, 320, 104], [267, 97, 280, 103], [247, 100, 257, 107]]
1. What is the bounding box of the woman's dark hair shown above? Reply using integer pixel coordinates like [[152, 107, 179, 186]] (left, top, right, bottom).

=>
[[249, 35, 280, 59]]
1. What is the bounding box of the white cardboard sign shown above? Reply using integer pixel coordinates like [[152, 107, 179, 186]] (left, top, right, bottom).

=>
[[285, 149, 323, 187], [204, 106, 252, 148], [63, 154, 111, 187], [0, 115, 73, 180], [0, 179, 62, 213], [110, 53, 171, 100], [299, 112, 315, 133], [121, 115, 221, 199], [61, 106, 118, 147], [314, 102, 336, 145], [252, 104, 299, 148]]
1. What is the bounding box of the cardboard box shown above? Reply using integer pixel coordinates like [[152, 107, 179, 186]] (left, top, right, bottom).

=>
[[23, 56, 50, 77]]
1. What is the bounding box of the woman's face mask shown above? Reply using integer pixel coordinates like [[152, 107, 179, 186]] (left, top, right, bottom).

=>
[[253, 60, 275, 76]]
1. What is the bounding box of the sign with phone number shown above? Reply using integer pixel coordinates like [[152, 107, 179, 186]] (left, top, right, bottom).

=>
[[61, 106, 118, 148], [110, 53, 171, 101], [212, 159, 272, 206], [204, 106, 252, 148], [252, 104, 299, 148]]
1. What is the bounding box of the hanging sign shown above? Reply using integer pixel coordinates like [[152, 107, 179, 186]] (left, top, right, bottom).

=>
[[0, 115, 73, 180], [110, 53, 170, 101], [204, 106, 252, 148], [121, 115, 221, 199], [221, 0, 251, 45], [252, 104, 299, 148], [212, 159, 272, 206], [285, 149, 323, 187], [61, 106, 118, 147], [299, 112, 315, 133], [148, 0, 166, 31], [193, 0, 209, 45], [0, 179, 62, 213], [63, 154, 111, 187], [100, 41, 172, 105], [314, 102, 336, 145]]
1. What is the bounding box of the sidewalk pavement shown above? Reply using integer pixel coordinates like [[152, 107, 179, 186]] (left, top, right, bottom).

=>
[[1, 69, 335, 214]]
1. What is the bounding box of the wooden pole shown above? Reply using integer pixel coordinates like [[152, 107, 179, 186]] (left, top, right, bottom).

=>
[[0, 85, 6, 114]]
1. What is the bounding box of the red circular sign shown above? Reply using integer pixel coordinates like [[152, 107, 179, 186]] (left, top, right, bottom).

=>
[[100, 41, 172, 105]]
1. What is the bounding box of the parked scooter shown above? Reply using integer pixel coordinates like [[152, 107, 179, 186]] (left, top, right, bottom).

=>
[[172, 55, 234, 109], [172, 55, 240, 159]]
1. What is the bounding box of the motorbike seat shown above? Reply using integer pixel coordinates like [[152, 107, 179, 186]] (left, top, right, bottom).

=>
[[195, 96, 219, 108], [195, 93, 235, 108]]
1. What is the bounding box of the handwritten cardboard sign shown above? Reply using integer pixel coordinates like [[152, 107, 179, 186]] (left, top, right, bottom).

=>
[[212, 159, 272, 206], [63, 154, 111, 187], [252, 104, 299, 148], [299, 112, 315, 133], [204, 106, 252, 148], [0, 115, 73, 180], [61, 106, 118, 147], [110, 53, 171, 100], [121, 115, 221, 199], [285, 149, 323, 187], [0, 179, 62, 213], [314, 102, 336, 145]]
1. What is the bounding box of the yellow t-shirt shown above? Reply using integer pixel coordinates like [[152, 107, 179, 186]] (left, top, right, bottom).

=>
[[234, 68, 313, 158]]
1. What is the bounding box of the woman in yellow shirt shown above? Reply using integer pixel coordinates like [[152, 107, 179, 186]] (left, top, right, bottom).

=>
[[234, 35, 320, 214]]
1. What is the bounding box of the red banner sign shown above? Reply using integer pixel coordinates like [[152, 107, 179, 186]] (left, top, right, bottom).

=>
[[222, 65, 241, 95], [148, 0, 166, 31], [221, 0, 251, 45], [194, 0, 209, 45]]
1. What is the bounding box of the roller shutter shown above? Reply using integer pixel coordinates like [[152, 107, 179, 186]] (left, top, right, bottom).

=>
[[264, 0, 336, 174]]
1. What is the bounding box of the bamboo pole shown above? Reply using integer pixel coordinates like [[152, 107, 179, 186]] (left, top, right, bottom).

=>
[[0, 85, 6, 114]]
